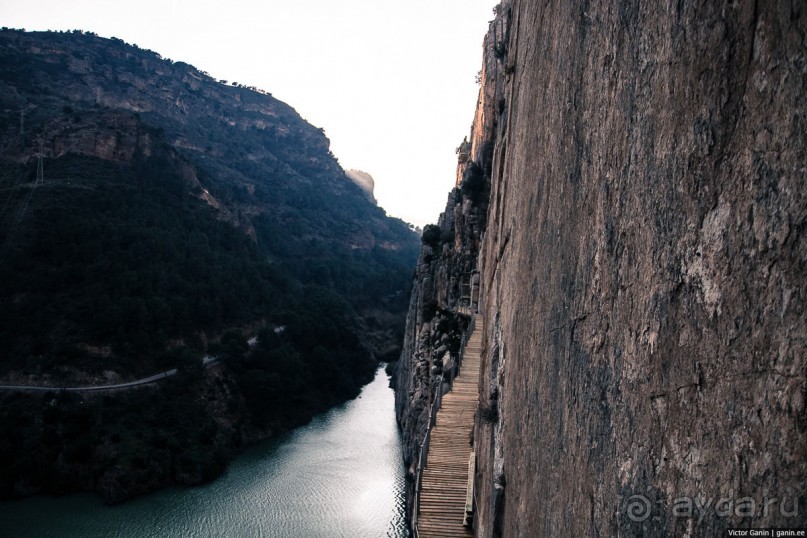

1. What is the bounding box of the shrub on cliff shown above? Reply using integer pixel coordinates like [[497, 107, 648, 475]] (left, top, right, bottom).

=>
[[421, 224, 441, 251], [461, 161, 488, 204]]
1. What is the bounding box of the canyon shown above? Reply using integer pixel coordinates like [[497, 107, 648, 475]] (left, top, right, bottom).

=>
[[0, 28, 418, 503]]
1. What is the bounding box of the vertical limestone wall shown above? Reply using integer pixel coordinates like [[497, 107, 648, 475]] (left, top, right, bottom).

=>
[[474, 1, 806, 536]]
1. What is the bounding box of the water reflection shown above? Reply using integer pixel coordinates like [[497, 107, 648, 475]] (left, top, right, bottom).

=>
[[0, 368, 408, 537]]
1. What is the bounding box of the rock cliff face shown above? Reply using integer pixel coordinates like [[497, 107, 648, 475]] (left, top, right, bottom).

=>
[[346, 169, 376, 203], [397, 1, 805, 535]]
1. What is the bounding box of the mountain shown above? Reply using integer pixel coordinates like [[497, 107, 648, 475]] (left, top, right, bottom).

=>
[[395, 1, 805, 535], [0, 28, 419, 502]]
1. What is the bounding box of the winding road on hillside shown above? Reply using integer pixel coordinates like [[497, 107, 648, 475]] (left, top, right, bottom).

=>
[[0, 356, 219, 393]]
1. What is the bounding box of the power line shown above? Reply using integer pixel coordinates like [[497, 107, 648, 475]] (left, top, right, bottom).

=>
[[34, 138, 45, 184], [0, 139, 47, 268]]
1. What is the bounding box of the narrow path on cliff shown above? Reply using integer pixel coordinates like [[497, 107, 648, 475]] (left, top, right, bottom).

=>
[[0, 355, 219, 393], [417, 317, 482, 537]]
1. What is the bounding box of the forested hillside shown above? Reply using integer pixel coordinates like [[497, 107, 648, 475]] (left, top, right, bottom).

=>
[[0, 28, 419, 502]]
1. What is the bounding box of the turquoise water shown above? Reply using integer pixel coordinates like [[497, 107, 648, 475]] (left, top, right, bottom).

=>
[[0, 368, 408, 537]]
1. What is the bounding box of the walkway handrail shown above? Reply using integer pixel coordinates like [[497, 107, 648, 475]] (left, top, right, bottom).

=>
[[453, 313, 477, 385], [412, 371, 444, 538], [412, 311, 478, 537]]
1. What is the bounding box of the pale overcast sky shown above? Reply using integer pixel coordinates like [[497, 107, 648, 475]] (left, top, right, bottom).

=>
[[1, 0, 497, 226]]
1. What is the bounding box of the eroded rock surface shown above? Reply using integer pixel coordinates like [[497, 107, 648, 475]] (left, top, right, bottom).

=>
[[397, 1, 805, 535], [475, 1, 806, 536]]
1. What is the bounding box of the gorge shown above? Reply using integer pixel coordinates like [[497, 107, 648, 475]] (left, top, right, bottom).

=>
[[0, 27, 418, 503], [0, 1, 805, 536]]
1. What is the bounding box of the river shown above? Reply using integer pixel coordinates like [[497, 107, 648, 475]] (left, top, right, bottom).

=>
[[0, 368, 408, 537]]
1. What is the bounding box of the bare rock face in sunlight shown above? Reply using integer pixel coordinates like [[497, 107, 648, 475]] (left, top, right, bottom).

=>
[[396, 1, 805, 535], [346, 169, 376, 203]]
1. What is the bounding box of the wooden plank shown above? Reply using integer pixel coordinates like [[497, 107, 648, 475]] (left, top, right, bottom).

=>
[[464, 452, 475, 527], [417, 317, 483, 536]]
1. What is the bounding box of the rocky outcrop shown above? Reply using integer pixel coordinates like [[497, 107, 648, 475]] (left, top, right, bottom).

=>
[[346, 169, 376, 203], [397, 1, 805, 535]]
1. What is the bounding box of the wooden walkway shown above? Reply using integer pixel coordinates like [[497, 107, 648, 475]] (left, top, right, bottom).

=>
[[417, 320, 482, 537]]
